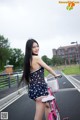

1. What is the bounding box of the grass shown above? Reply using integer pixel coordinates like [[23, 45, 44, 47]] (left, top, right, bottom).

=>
[[44, 69, 49, 77], [62, 64, 80, 75], [44, 64, 80, 76]]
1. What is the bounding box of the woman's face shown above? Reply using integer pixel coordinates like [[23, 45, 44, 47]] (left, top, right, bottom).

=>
[[32, 42, 39, 55]]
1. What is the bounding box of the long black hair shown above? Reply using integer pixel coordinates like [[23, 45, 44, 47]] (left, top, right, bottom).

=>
[[18, 39, 39, 87]]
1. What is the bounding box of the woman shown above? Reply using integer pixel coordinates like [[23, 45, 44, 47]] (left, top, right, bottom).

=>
[[18, 39, 61, 120]]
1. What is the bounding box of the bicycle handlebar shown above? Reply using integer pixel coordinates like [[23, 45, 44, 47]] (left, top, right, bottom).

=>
[[54, 75, 62, 78]]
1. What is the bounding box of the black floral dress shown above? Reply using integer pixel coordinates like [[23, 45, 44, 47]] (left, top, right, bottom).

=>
[[28, 67, 49, 100]]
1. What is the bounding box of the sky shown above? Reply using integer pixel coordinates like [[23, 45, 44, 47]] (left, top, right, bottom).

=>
[[0, 0, 80, 58]]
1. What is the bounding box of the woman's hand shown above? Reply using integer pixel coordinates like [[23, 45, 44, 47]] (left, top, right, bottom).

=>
[[54, 74, 62, 78]]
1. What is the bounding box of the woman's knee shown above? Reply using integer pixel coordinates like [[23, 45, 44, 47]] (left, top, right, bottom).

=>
[[45, 103, 50, 108]]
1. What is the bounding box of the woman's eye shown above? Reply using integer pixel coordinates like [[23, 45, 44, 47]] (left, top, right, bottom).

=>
[[33, 46, 39, 48], [33, 46, 36, 48]]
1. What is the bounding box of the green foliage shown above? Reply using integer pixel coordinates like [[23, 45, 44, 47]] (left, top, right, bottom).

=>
[[0, 35, 10, 69], [52, 55, 64, 66], [8, 48, 24, 70], [0, 34, 24, 71], [41, 55, 52, 65]]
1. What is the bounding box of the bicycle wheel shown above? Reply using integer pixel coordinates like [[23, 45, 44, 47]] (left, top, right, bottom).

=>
[[56, 109, 61, 120], [53, 99, 61, 120], [48, 110, 61, 120]]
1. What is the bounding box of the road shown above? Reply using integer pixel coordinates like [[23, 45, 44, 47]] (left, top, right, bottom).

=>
[[1, 72, 80, 120], [55, 75, 80, 120]]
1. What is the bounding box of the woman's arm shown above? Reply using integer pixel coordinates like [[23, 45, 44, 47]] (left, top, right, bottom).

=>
[[37, 56, 60, 77]]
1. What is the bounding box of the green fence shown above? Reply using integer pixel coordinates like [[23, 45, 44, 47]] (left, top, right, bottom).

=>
[[0, 73, 23, 90]]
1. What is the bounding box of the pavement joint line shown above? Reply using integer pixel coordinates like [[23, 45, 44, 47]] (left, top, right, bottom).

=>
[[0, 86, 28, 111], [58, 88, 77, 92], [61, 72, 80, 92]]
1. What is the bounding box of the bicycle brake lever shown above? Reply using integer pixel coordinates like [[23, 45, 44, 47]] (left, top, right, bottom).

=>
[[55, 75, 62, 78]]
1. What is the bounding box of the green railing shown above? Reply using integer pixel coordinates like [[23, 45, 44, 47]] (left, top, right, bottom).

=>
[[0, 73, 23, 90]]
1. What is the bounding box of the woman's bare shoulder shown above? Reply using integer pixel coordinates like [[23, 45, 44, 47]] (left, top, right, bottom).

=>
[[32, 55, 40, 60]]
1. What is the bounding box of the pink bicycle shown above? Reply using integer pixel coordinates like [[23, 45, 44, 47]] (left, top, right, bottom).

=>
[[42, 76, 69, 120], [42, 76, 62, 120]]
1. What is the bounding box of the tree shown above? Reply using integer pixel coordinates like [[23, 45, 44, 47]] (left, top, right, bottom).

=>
[[0, 35, 10, 69], [41, 55, 52, 65], [9, 48, 24, 70], [52, 55, 64, 66]]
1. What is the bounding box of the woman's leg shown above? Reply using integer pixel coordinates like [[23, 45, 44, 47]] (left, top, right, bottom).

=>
[[45, 103, 50, 120], [36, 96, 51, 120], [34, 100, 45, 120]]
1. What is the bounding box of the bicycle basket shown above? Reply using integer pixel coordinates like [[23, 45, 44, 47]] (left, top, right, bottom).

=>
[[47, 78, 59, 92]]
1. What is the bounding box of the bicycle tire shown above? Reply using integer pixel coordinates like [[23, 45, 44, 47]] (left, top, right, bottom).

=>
[[48, 109, 61, 120], [52, 112, 60, 120], [50, 109, 61, 120], [56, 109, 61, 120], [48, 112, 55, 120], [53, 99, 61, 120]]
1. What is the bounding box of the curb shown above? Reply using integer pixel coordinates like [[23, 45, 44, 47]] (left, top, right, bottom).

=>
[[0, 86, 28, 111]]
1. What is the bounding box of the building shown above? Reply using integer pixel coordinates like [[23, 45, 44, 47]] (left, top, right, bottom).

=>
[[52, 44, 80, 64], [4, 65, 13, 74]]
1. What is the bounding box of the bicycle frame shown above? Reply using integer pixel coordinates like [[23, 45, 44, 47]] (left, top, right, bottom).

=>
[[47, 87, 69, 120], [45, 75, 69, 120], [48, 87, 59, 111], [47, 87, 60, 120]]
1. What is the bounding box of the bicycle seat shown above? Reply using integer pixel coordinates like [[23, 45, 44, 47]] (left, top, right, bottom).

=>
[[42, 95, 55, 103]]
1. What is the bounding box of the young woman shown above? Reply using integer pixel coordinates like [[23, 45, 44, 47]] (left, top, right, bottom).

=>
[[18, 39, 61, 120]]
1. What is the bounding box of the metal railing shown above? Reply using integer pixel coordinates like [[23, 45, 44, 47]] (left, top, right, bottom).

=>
[[0, 73, 24, 90]]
